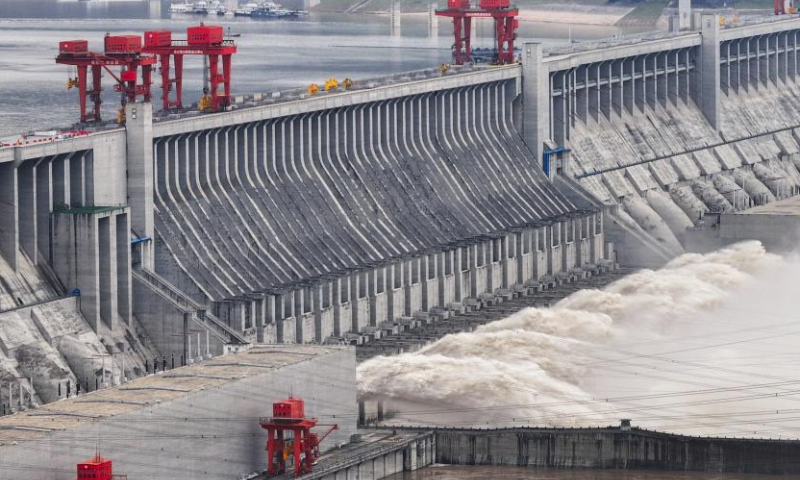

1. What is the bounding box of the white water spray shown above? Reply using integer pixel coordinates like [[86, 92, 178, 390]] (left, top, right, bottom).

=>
[[358, 242, 800, 437]]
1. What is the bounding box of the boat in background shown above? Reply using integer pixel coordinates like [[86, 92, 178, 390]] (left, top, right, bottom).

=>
[[170, 1, 210, 15], [210, 0, 227, 15], [191, 1, 209, 14], [250, 1, 308, 18], [234, 2, 259, 15], [169, 1, 192, 13]]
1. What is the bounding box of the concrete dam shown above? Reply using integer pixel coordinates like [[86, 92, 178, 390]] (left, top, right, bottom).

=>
[[0, 11, 800, 468]]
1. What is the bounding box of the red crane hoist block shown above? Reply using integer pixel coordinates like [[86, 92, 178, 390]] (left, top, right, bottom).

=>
[[144, 30, 172, 48], [273, 398, 305, 419], [120, 70, 138, 82], [479, 0, 510, 8], [76, 456, 114, 480], [447, 0, 471, 8], [187, 25, 224, 46], [105, 35, 143, 55], [60, 40, 89, 55]]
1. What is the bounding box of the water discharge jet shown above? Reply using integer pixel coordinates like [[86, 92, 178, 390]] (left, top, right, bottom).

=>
[[358, 241, 800, 437]]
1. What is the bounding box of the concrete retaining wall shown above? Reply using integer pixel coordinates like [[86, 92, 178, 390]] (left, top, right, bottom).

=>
[[434, 427, 800, 475], [0, 346, 357, 480], [310, 433, 435, 480]]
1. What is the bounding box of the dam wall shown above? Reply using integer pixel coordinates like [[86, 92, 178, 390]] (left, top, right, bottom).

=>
[[0, 62, 613, 403], [149, 78, 609, 350], [524, 16, 800, 264], [434, 427, 800, 475], [5, 16, 800, 406]]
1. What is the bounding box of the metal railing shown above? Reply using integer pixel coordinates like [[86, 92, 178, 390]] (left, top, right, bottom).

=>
[[544, 29, 692, 58], [150, 63, 493, 123]]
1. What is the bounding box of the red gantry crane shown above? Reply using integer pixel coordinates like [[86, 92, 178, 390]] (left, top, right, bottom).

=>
[[56, 36, 155, 123], [436, 0, 519, 65], [260, 396, 338, 477], [57, 24, 236, 124], [143, 24, 237, 113]]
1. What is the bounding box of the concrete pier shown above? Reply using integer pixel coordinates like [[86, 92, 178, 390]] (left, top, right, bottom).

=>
[[432, 426, 800, 475]]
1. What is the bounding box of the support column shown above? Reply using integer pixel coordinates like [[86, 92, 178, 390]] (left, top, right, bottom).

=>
[[469, 245, 478, 296], [438, 252, 446, 306], [275, 294, 285, 343], [700, 14, 721, 131], [333, 278, 342, 337], [125, 102, 155, 268], [314, 284, 323, 342], [98, 215, 117, 330], [116, 213, 131, 324], [266, 295, 277, 342], [501, 237, 510, 289], [368, 269, 378, 327], [387, 265, 397, 321], [350, 273, 360, 332], [403, 260, 413, 317], [294, 290, 304, 343], [486, 241, 495, 292], [79, 214, 100, 331], [454, 247, 463, 301], [36, 158, 52, 265], [18, 161, 36, 265], [421, 256, 430, 311], [52, 154, 71, 208], [523, 43, 550, 168], [516, 232, 524, 285], [0, 163, 19, 271]]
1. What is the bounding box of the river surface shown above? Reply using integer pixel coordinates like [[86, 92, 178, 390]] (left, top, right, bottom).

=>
[[386, 465, 792, 479], [0, 0, 651, 135]]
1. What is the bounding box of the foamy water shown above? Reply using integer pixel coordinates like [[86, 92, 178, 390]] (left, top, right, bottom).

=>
[[358, 241, 800, 438]]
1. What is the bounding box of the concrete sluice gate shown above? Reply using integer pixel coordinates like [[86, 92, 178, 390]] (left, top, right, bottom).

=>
[[4, 13, 800, 416], [546, 16, 800, 265]]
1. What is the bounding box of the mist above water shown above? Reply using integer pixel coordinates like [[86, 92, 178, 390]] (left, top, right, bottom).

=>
[[358, 241, 800, 438]]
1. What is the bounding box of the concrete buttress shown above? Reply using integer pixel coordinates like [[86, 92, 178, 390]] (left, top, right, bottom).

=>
[[126, 102, 155, 268], [522, 43, 549, 166]]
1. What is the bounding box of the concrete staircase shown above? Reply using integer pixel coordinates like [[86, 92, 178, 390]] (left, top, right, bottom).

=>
[[132, 268, 249, 345]]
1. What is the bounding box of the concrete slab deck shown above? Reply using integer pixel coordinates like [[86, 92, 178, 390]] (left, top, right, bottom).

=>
[[0, 344, 348, 449]]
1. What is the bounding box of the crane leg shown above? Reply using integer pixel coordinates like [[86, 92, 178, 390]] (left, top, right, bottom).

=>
[[175, 54, 184, 109]]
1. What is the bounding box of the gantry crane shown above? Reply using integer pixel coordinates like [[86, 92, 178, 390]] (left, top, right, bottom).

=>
[[56, 36, 155, 123], [57, 24, 237, 124], [143, 24, 237, 113], [436, 0, 519, 65], [260, 396, 338, 477]]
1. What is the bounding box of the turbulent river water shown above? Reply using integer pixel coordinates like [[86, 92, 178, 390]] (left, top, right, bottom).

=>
[[385, 465, 790, 479], [359, 241, 800, 440]]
